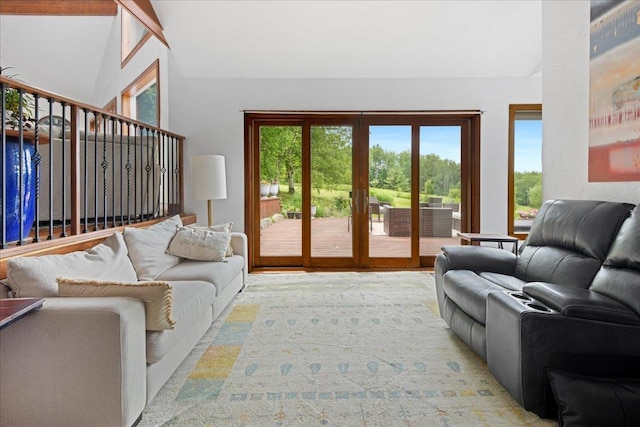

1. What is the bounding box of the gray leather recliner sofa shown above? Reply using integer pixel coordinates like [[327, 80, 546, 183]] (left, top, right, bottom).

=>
[[435, 199, 640, 417]]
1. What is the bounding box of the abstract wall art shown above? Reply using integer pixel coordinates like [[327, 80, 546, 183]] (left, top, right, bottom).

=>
[[589, 0, 640, 182]]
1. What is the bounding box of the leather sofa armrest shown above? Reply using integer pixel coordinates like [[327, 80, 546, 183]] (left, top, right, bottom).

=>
[[434, 246, 517, 318], [0, 297, 147, 427], [523, 282, 640, 326], [440, 246, 517, 274]]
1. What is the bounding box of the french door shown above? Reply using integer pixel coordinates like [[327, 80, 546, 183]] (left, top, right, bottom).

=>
[[245, 112, 480, 270]]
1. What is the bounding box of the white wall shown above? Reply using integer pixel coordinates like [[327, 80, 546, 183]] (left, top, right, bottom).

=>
[[542, 1, 640, 203], [0, 15, 112, 102], [91, 8, 170, 127], [168, 55, 541, 232]]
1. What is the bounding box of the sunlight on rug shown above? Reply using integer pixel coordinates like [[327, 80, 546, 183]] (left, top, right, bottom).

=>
[[140, 272, 555, 427]]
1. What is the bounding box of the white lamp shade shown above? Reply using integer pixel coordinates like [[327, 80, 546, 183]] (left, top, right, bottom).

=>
[[191, 155, 227, 200]]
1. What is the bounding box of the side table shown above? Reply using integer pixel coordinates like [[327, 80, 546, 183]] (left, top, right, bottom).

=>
[[457, 232, 519, 254], [0, 298, 45, 330]]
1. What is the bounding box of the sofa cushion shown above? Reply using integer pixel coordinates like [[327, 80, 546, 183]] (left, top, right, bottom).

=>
[[523, 200, 634, 261], [547, 368, 640, 427], [443, 270, 508, 324], [146, 280, 216, 363], [57, 278, 176, 330], [516, 200, 634, 286], [124, 215, 182, 280], [516, 247, 603, 288], [188, 222, 234, 256], [591, 205, 640, 317], [478, 272, 526, 291], [167, 227, 231, 262], [6, 232, 138, 297], [156, 256, 244, 296]]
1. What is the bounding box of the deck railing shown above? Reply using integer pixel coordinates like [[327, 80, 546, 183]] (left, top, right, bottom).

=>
[[1, 76, 185, 254]]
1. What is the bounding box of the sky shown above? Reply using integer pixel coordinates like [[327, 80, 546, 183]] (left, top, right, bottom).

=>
[[514, 120, 542, 172], [369, 122, 542, 172]]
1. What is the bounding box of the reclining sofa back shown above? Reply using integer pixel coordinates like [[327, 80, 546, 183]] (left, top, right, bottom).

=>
[[515, 200, 635, 287], [590, 206, 640, 317]]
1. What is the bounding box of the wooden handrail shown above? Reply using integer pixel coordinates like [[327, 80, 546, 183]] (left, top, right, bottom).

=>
[[1, 75, 187, 261], [0, 76, 184, 139]]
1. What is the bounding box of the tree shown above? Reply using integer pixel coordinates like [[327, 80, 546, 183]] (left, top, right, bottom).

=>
[[260, 126, 352, 195], [528, 182, 543, 208], [260, 127, 302, 193], [514, 171, 542, 206], [369, 144, 391, 188], [310, 126, 352, 190]]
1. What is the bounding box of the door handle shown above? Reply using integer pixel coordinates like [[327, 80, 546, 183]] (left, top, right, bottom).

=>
[[363, 189, 369, 213], [354, 189, 360, 214]]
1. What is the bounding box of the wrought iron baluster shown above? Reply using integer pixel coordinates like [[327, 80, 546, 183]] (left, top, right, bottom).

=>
[[133, 123, 138, 222], [47, 100, 53, 240], [144, 128, 151, 221], [82, 109, 88, 233], [173, 136, 180, 213], [93, 111, 99, 231], [151, 129, 157, 218], [119, 120, 124, 226], [126, 122, 132, 224], [169, 135, 174, 213], [101, 114, 108, 229], [60, 102, 67, 237], [111, 117, 116, 227], [32, 94, 41, 242], [158, 133, 162, 216], [17, 89, 25, 244], [118, 119, 126, 225]]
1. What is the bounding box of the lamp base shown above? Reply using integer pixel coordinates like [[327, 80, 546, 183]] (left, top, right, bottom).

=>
[[207, 199, 214, 227]]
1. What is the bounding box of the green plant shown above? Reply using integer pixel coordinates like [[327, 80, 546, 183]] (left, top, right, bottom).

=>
[[373, 192, 393, 204], [1, 66, 35, 129]]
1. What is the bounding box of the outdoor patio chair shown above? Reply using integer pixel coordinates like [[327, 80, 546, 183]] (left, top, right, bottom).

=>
[[369, 196, 380, 222]]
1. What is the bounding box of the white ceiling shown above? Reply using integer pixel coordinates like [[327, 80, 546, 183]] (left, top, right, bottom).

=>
[[0, 1, 541, 101], [153, 0, 542, 79]]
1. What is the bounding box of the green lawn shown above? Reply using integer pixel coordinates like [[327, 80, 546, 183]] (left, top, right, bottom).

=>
[[276, 184, 459, 218]]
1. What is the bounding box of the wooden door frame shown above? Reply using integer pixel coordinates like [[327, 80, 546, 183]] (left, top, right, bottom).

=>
[[244, 111, 481, 272], [359, 114, 480, 268]]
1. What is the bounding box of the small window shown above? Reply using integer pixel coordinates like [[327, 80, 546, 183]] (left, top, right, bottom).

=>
[[121, 8, 152, 67], [91, 98, 117, 133], [508, 104, 542, 238], [121, 60, 159, 128]]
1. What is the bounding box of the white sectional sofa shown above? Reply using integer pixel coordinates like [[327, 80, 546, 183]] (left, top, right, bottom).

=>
[[0, 215, 248, 427]]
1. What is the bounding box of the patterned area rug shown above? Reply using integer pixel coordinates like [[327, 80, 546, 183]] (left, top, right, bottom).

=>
[[140, 272, 555, 426]]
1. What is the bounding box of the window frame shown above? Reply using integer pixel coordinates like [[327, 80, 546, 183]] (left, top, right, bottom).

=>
[[121, 59, 160, 128], [508, 103, 542, 240], [90, 97, 117, 133], [121, 7, 152, 68]]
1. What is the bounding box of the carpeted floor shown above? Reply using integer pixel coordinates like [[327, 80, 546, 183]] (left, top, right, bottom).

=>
[[140, 272, 556, 426]]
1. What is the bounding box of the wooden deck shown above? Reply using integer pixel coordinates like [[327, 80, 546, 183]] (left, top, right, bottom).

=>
[[260, 216, 460, 258]]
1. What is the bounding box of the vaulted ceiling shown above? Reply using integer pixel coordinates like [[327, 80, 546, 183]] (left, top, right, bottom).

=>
[[153, 0, 541, 79], [0, 1, 542, 101]]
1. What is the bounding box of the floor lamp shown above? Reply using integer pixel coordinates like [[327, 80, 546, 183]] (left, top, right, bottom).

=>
[[191, 154, 227, 226]]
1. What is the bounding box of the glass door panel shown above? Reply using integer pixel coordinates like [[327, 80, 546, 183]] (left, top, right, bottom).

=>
[[310, 125, 353, 258], [419, 126, 462, 257], [368, 125, 413, 258], [259, 126, 302, 257]]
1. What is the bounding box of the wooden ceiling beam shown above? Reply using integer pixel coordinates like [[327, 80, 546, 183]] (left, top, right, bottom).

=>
[[0, 0, 118, 16]]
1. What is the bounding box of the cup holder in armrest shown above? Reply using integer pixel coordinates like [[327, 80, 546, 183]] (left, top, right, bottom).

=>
[[526, 303, 551, 312], [509, 292, 532, 302]]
